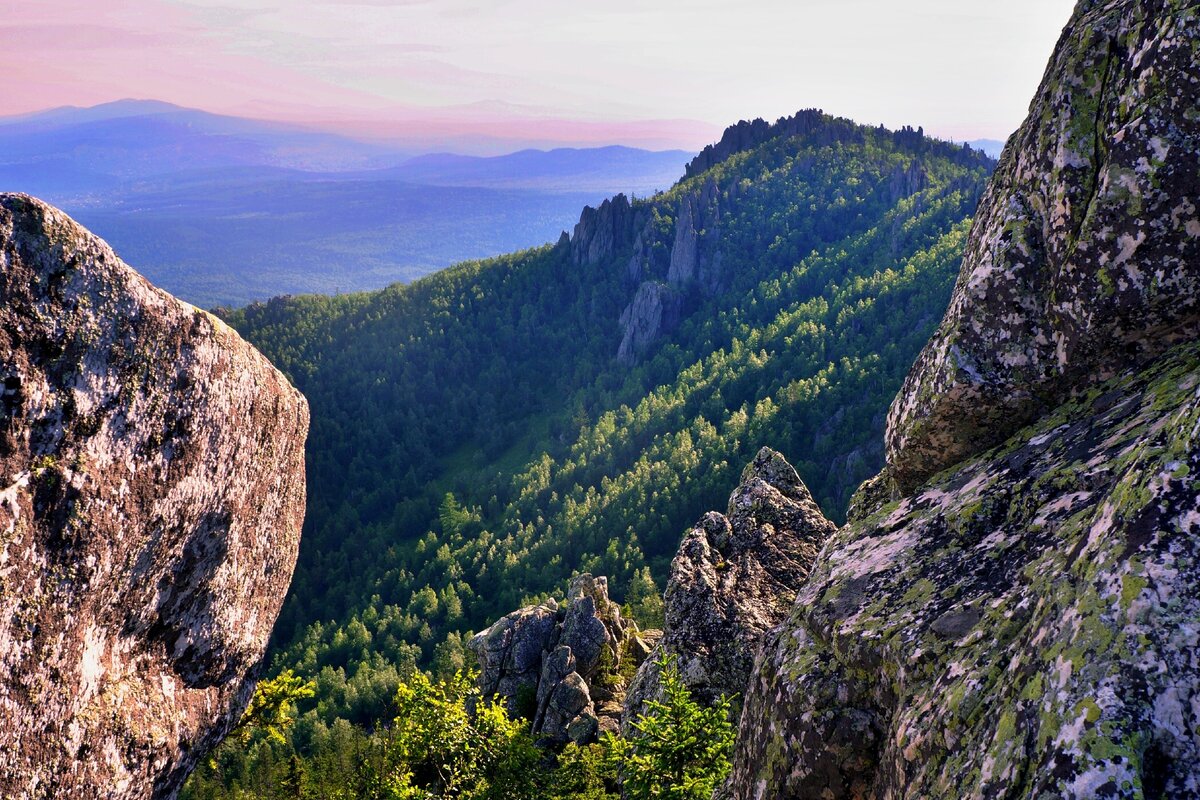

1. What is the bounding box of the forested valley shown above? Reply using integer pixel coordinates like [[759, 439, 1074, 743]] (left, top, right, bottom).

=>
[[184, 110, 995, 796]]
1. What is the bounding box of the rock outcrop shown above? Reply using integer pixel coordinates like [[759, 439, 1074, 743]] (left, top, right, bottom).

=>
[[0, 195, 309, 798], [469, 574, 644, 744], [886, 0, 1200, 495], [571, 195, 636, 267], [727, 339, 1200, 799], [624, 448, 835, 727], [722, 2, 1200, 797], [616, 282, 684, 364], [665, 178, 724, 294], [616, 178, 725, 362]]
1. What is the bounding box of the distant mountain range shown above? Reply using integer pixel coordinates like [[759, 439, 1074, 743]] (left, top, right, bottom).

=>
[[0, 101, 691, 307], [965, 138, 1007, 159]]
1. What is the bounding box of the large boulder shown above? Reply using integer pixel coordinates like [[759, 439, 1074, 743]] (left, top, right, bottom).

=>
[[723, 2, 1200, 796], [886, 0, 1200, 494], [623, 448, 834, 727], [0, 195, 309, 798], [726, 340, 1200, 798]]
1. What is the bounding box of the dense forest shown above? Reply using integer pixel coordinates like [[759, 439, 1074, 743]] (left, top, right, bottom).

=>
[[185, 111, 994, 796]]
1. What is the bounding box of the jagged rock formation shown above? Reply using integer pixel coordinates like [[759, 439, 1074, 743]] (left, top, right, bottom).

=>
[[469, 574, 646, 744], [886, 0, 1200, 495], [722, 2, 1200, 797], [571, 194, 635, 267], [623, 448, 835, 727], [0, 195, 309, 798], [616, 282, 683, 363]]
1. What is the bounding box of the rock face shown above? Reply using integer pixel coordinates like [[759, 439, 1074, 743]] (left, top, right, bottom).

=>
[[0, 195, 309, 798], [469, 574, 642, 744], [624, 448, 834, 727], [571, 194, 636, 267], [886, 0, 1200, 494], [616, 178, 726, 362], [665, 179, 724, 294], [616, 282, 683, 364], [727, 341, 1200, 799], [722, 3, 1200, 797]]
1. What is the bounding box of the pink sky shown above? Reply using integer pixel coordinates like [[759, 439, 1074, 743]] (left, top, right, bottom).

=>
[[1, 0, 1078, 149]]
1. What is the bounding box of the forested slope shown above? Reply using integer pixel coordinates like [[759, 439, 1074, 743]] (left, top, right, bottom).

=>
[[194, 111, 994, 790]]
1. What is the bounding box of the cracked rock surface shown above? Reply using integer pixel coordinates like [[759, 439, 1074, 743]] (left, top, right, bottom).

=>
[[722, 2, 1200, 796], [886, 0, 1200, 494], [0, 194, 309, 799], [623, 448, 834, 728]]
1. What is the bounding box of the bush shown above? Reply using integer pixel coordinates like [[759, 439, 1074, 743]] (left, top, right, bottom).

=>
[[609, 653, 735, 800]]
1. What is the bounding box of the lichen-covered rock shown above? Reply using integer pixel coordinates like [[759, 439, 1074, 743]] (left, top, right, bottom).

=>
[[886, 0, 1200, 494], [624, 448, 834, 728], [468, 574, 630, 744], [0, 194, 309, 799], [726, 339, 1200, 799]]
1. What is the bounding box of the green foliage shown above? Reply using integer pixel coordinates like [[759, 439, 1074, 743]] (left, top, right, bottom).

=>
[[383, 669, 538, 799], [623, 567, 665, 629], [233, 670, 316, 747], [543, 743, 619, 800], [609, 654, 735, 800], [187, 115, 993, 798]]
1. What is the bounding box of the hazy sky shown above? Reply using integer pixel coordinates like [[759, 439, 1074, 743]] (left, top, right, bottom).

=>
[[2, 0, 1077, 146]]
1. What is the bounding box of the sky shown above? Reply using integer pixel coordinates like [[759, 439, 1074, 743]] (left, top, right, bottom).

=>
[[0, 0, 1078, 149]]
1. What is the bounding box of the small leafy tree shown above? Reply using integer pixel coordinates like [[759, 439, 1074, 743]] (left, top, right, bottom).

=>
[[384, 668, 538, 799], [545, 742, 619, 800], [232, 669, 316, 746], [609, 654, 735, 800]]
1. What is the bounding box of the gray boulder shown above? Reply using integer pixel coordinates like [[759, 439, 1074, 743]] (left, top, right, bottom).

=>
[[0, 195, 309, 799]]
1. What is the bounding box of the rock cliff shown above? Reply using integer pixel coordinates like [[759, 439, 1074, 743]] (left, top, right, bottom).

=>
[[886, 0, 1200, 495], [729, 338, 1200, 798], [722, 1, 1200, 796], [0, 195, 309, 799], [623, 448, 834, 727]]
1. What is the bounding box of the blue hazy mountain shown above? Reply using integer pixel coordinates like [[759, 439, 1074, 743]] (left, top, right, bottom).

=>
[[966, 138, 1007, 159], [0, 101, 691, 307], [381, 146, 688, 193]]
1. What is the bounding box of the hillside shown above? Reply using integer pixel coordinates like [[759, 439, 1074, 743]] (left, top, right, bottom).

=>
[[177, 108, 995, 792]]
